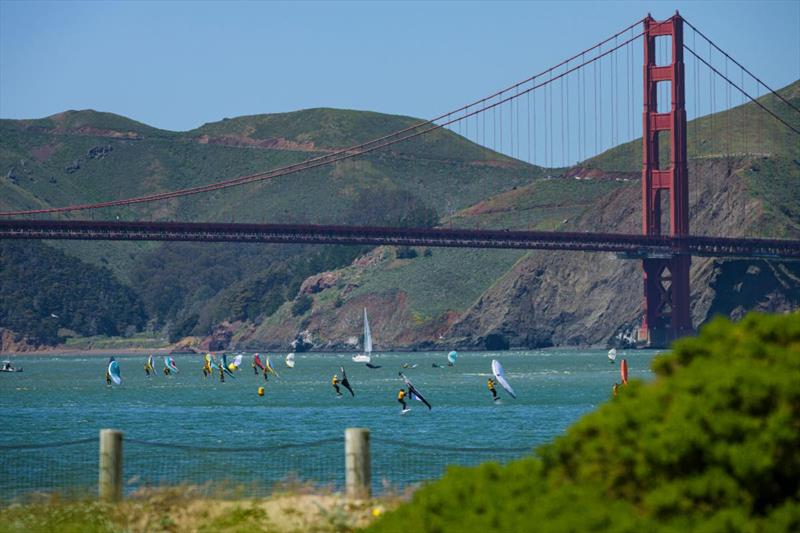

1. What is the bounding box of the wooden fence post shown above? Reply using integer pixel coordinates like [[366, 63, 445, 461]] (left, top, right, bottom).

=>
[[345, 428, 371, 499], [99, 429, 123, 502]]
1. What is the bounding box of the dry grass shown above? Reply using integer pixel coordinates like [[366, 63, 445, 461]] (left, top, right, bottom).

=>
[[0, 484, 409, 533]]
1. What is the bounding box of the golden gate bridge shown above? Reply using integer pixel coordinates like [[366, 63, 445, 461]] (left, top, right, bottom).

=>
[[2, 12, 799, 347]]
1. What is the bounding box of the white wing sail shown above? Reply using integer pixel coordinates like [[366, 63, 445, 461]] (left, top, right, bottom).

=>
[[608, 348, 617, 362], [491, 359, 516, 399]]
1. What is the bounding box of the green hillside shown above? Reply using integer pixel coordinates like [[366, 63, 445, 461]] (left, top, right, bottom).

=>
[[1, 80, 797, 348], [0, 241, 146, 345], [0, 107, 537, 344]]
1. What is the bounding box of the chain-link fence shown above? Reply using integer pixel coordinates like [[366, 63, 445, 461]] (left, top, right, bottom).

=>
[[1, 430, 531, 502], [0, 438, 98, 501]]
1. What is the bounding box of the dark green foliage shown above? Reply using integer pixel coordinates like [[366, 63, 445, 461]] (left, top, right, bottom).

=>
[[291, 294, 313, 317], [395, 246, 418, 259], [168, 313, 199, 343], [0, 241, 146, 344], [368, 312, 800, 532], [130, 242, 365, 337]]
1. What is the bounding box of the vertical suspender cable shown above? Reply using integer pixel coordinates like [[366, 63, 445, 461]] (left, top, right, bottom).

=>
[[500, 91, 504, 154], [709, 41, 714, 155], [725, 56, 730, 156], [516, 86, 520, 160], [561, 72, 565, 166], [592, 50, 599, 155], [549, 73, 554, 166], [527, 86, 531, 164], [533, 81, 537, 165], [566, 63, 571, 165]]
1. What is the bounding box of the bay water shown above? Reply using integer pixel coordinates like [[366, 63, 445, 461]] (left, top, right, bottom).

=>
[[1, 349, 659, 497]]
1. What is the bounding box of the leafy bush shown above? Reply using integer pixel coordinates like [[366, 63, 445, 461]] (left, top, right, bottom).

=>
[[395, 246, 418, 259], [291, 294, 313, 317], [367, 312, 800, 532]]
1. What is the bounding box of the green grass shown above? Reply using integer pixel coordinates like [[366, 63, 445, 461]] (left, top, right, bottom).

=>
[[585, 80, 800, 173], [350, 248, 527, 320], [62, 335, 167, 350]]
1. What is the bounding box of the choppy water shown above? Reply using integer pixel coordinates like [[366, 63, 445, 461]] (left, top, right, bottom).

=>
[[0, 349, 659, 497]]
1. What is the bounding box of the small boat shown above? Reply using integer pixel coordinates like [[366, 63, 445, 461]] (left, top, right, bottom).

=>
[[0, 360, 22, 373], [352, 308, 373, 363]]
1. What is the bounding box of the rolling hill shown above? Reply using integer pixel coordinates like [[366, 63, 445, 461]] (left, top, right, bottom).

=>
[[1, 81, 798, 350]]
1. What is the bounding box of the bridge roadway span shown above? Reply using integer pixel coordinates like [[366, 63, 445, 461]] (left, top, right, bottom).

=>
[[1, 220, 799, 260]]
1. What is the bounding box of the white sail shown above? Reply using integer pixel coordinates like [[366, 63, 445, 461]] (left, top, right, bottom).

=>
[[285, 353, 295, 368], [491, 359, 516, 399], [608, 348, 617, 362], [353, 308, 373, 362], [363, 308, 372, 355]]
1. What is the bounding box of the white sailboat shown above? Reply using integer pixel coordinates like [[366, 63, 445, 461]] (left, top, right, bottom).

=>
[[352, 308, 373, 363]]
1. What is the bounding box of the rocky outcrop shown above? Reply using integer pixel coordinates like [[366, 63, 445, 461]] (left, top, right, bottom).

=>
[[444, 157, 799, 349], [194, 134, 327, 153], [299, 271, 340, 295], [0, 328, 44, 353]]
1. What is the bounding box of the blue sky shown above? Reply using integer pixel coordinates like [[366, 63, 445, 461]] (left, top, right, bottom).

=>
[[1, 0, 798, 136]]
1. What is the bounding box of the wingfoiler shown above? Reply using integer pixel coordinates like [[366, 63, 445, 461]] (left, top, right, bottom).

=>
[[491, 359, 516, 399], [108, 357, 122, 385], [399, 372, 432, 410]]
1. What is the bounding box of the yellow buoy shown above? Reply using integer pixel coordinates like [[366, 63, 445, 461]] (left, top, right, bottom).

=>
[[257, 387, 265, 397]]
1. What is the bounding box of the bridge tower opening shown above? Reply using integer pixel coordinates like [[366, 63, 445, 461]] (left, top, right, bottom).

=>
[[638, 13, 693, 347]]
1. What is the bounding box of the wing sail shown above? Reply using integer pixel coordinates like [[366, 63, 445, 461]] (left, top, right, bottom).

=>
[[108, 358, 122, 385], [340, 366, 355, 396], [491, 359, 516, 399], [399, 372, 432, 410]]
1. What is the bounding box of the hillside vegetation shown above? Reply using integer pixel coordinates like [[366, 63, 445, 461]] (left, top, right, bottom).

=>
[[1, 81, 798, 349], [0, 241, 146, 345], [367, 312, 800, 532]]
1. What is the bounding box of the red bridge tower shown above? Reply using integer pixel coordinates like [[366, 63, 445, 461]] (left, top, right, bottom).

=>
[[638, 13, 693, 347]]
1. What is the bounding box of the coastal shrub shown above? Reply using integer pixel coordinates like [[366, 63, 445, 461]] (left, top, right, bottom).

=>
[[367, 312, 800, 532], [395, 246, 418, 259], [291, 294, 313, 316]]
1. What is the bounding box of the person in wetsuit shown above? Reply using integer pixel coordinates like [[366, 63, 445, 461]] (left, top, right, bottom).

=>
[[487, 378, 498, 401], [105, 370, 112, 385], [398, 388, 407, 411], [612, 382, 619, 397], [332, 374, 342, 396], [144, 361, 151, 377], [219, 364, 225, 383]]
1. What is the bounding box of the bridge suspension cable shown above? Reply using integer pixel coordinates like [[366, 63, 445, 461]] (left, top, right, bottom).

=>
[[0, 16, 654, 217], [683, 46, 800, 136]]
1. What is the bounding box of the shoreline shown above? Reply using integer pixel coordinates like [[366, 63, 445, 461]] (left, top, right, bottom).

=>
[[1, 344, 617, 357], [1, 347, 176, 357]]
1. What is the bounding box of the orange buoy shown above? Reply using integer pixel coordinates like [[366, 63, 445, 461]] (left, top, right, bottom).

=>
[[620, 359, 628, 385]]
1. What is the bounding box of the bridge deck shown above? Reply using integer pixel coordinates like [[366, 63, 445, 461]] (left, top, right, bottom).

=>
[[1, 220, 799, 260]]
